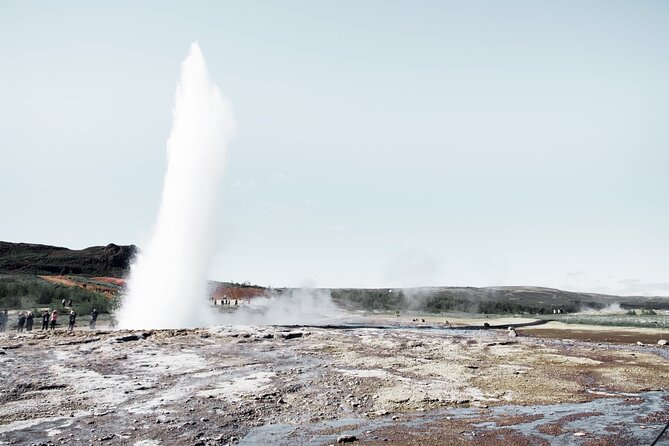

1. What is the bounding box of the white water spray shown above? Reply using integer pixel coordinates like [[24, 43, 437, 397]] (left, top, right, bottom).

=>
[[117, 43, 234, 329]]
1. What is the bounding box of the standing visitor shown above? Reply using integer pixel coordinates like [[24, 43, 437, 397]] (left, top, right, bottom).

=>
[[68, 310, 77, 331], [50, 310, 58, 330], [17, 312, 26, 332], [89, 309, 98, 329], [0, 310, 6, 332], [25, 311, 34, 331], [41, 310, 50, 330]]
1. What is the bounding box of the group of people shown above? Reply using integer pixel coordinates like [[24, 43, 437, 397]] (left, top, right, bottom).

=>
[[0, 308, 99, 332]]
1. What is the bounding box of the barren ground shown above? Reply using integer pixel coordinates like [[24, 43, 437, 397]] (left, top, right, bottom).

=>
[[0, 315, 667, 446]]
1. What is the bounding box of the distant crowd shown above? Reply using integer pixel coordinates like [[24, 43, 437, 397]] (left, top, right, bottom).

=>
[[0, 299, 99, 333]]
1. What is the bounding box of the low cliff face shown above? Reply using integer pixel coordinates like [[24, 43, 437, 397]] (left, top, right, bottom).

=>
[[0, 241, 136, 277]]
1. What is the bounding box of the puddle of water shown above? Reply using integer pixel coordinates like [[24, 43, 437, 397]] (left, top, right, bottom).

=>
[[240, 391, 669, 445]]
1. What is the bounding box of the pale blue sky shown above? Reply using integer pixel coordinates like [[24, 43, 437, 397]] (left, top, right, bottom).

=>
[[1, 1, 667, 294]]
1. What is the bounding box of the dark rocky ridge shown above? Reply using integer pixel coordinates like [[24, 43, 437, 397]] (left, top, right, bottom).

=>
[[0, 241, 136, 277]]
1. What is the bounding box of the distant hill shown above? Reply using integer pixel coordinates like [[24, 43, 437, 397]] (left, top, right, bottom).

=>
[[0, 241, 136, 277], [0, 241, 666, 315], [330, 285, 669, 313]]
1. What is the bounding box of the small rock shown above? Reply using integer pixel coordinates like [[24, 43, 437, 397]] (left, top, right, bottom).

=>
[[282, 332, 303, 340], [336, 435, 358, 443], [637, 341, 644, 346], [573, 432, 586, 437], [658, 339, 667, 346], [115, 333, 150, 343], [508, 329, 517, 337]]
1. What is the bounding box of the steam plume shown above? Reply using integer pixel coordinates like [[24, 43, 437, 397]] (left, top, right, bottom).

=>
[[117, 43, 234, 329]]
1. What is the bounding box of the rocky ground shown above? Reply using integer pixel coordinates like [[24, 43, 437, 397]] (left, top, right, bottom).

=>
[[0, 316, 668, 446]]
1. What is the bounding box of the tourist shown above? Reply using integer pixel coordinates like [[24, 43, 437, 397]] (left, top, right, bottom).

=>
[[89, 309, 98, 329], [68, 310, 77, 331], [25, 311, 34, 331], [61, 299, 66, 308], [17, 312, 26, 332], [67, 299, 72, 307], [0, 310, 6, 332], [50, 310, 58, 330], [41, 310, 50, 330]]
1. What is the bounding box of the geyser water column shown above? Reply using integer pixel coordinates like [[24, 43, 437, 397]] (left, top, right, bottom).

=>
[[117, 43, 234, 329]]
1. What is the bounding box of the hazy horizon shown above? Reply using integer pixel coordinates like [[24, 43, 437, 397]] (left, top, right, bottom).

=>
[[1, 1, 667, 296]]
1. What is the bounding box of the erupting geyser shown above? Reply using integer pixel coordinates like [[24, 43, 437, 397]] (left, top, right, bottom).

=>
[[117, 43, 234, 329]]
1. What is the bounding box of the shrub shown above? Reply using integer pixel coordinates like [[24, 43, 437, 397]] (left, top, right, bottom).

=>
[[0, 294, 21, 308]]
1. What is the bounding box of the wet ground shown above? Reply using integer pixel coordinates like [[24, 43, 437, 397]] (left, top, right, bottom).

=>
[[0, 316, 667, 445]]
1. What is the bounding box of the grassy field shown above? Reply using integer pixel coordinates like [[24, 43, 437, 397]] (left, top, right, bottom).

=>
[[0, 274, 119, 316], [537, 312, 669, 329]]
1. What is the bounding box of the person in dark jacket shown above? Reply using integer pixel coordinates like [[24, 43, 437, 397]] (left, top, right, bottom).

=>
[[42, 311, 50, 330], [25, 311, 34, 331], [68, 310, 77, 331], [0, 310, 6, 332], [89, 309, 98, 329], [17, 312, 26, 332]]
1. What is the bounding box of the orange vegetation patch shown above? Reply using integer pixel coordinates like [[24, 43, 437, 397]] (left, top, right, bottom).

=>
[[212, 285, 268, 301], [39, 275, 79, 287], [38, 275, 122, 297], [92, 277, 126, 287]]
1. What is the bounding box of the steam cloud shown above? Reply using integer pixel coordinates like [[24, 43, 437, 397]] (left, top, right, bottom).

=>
[[117, 43, 234, 329], [216, 288, 344, 326]]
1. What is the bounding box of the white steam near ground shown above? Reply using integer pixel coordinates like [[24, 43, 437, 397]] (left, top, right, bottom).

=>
[[117, 43, 234, 329], [578, 303, 624, 314], [215, 288, 345, 326]]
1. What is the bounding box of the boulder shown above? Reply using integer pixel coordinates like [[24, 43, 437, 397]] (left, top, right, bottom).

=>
[[337, 435, 358, 443], [658, 339, 667, 346], [281, 332, 303, 340], [115, 332, 150, 343]]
